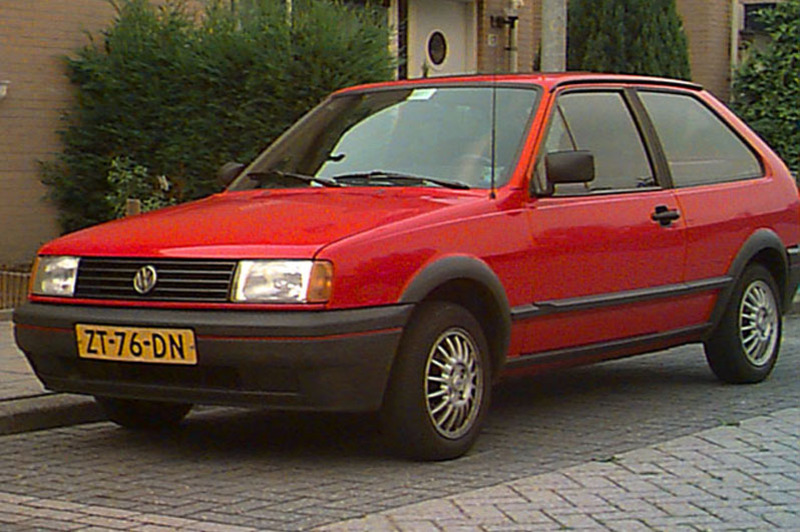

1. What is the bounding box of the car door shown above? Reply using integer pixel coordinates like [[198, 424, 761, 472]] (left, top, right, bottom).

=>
[[514, 88, 691, 357]]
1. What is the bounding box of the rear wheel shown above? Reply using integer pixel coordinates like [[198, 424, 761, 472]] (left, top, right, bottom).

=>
[[380, 302, 491, 461], [95, 397, 192, 430], [704, 264, 782, 384]]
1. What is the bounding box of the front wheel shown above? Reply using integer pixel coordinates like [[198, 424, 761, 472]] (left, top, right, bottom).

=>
[[380, 302, 491, 461], [95, 397, 192, 430], [704, 264, 782, 384]]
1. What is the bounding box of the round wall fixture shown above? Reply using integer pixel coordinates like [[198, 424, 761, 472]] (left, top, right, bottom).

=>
[[427, 31, 448, 67]]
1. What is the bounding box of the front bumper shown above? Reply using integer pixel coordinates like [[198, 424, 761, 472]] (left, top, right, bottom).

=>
[[13, 302, 413, 412]]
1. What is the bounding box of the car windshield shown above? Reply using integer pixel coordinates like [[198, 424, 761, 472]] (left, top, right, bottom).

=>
[[229, 85, 541, 191]]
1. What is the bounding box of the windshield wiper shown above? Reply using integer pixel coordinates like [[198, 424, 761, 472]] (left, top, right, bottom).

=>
[[247, 169, 341, 188], [331, 171, 471, 190]]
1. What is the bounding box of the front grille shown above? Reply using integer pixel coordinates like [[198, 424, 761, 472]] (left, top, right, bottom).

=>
[[75, 258, 238, 302]]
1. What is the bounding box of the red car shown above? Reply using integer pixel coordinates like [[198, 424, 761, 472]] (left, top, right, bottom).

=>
[[14, 73, 800, 460]]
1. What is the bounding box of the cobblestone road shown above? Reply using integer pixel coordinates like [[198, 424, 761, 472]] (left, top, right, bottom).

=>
[[2, 319, 799, 531]]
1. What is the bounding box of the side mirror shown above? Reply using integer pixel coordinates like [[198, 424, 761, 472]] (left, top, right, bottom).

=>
[[546, 150, 595, 184], [217, 162, 245, 188]]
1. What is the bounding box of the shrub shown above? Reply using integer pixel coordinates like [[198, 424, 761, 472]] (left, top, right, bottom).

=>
[[43, 0, 394, 232], [732, 0, 800, 177], [567, 0, 691, 80], [104, 156, 176, 217]]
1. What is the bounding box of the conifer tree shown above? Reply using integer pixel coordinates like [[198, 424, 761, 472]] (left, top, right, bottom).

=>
[[568, 0, 691, 80]]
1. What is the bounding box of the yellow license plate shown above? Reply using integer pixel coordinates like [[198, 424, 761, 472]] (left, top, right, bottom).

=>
[[76, 324, 197, 365]]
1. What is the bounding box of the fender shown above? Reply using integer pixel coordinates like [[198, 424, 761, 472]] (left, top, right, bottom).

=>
[[399, 256, 512, 376], [706, 229, 790, 336]]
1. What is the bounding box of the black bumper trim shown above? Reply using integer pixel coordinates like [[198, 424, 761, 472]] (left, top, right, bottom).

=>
[[13, 303, 413, 412], [13, 303, 412, 338]]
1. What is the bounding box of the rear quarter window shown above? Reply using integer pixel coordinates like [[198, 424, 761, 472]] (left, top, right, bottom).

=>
[[639, 91, 762, 187]]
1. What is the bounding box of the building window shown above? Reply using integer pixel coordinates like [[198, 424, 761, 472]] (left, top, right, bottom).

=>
[[744, 3, 777, 32], [428, 32, 448, 66]]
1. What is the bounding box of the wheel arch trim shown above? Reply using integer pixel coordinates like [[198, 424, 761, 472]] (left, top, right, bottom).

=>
[[707, 229, 791, 335], [398, 256, 512, 377]]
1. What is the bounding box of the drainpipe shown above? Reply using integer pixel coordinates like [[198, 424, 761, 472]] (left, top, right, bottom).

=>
[[540, 0, 567, 71], [491, 1, 521, 73], [506, 9, 520, 73], [730, 0, 740, 92]]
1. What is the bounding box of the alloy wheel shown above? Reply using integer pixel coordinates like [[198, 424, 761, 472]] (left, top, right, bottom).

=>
[[424, 328, 484, 439], [738, 279, 779, 367]]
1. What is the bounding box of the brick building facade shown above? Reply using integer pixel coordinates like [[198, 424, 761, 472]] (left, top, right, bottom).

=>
[[0, 0, 777, 267], [477, 0, 540, 74], [677, 0, 735, 98], [0, 0, 116, 267]]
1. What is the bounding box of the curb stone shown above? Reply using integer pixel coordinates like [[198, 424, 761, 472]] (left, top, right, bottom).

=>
[[0, 394, 103, 436]]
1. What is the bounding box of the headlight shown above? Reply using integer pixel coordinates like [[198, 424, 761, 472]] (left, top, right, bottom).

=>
[[31, 256, 80, 297], [232, 260, 332, 303]]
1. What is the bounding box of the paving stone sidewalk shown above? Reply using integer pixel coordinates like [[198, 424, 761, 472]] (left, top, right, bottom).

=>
[[0, 319, 45, 400], [320, 407, 800, 531], [0, 319, 102, 435]]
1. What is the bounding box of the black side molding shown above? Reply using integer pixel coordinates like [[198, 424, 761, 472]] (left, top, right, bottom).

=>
[[506, 323, 711, 371], [511, 277, 731, 321]]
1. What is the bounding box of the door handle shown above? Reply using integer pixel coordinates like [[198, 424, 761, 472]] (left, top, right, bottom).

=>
[[651, 205, 681, 226]]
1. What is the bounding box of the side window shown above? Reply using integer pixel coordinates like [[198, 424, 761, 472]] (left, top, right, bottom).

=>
[[639, 91, 762, 187], [537, 91, 654, 195]]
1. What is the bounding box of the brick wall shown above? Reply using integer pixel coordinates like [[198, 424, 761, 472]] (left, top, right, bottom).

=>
[[676, 0, 733, 99], [477, 0, 538, 73], [0, 0, 117, 267]]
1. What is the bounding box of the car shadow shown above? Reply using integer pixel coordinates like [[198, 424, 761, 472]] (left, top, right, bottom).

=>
[[98, 346, 721, 461]]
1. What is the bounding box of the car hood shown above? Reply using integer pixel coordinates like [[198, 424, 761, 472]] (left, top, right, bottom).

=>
[[41, 188, 485, 259]]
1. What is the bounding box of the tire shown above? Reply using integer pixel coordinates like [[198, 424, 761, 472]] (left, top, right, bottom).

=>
[[95, 397, 192, 430], [380, 301, 491, 461], [704, 264, 782, 384]]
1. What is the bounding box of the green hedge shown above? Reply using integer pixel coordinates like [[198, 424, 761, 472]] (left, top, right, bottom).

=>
[[567, 0, 691, 80], [732, 0, 800, 178], [43, 0, 394, 232]]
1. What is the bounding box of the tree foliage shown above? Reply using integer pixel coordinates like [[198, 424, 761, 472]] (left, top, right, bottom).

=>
[[43, 0, 394, 232], [567, 0, 691, 80], [732, 0, 800, 177]]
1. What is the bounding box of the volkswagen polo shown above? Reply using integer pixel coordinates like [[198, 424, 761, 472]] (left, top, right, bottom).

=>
[[14, 73, 800, 460]]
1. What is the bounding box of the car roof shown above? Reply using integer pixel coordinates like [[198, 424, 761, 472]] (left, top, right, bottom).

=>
[[335, 72, 703, 95]]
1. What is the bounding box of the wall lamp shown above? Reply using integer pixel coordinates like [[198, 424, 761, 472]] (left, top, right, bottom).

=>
[[0, 80, 9, 100], [490, 9, 519, 30], [491, 0, 524, 29]]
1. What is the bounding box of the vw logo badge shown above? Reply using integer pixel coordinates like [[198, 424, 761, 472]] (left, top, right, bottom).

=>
[[133, 265, 158, 295]]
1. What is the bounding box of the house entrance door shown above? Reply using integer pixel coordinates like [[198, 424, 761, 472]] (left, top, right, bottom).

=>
[[406, 0, 477, 78]]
